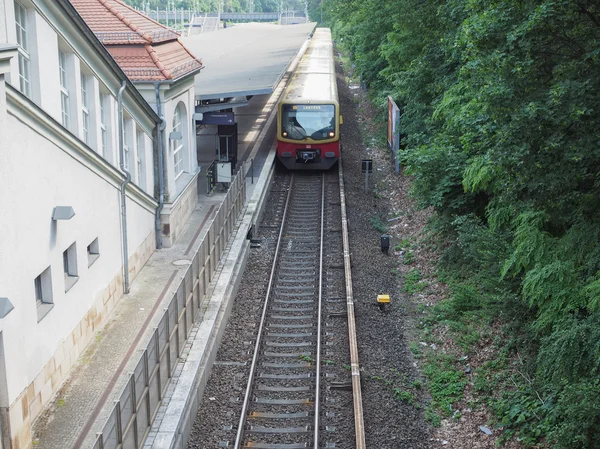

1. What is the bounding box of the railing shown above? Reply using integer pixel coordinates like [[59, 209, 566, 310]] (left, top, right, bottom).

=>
[[91, 166, 247, 449], [145, 10, 307, 22], [206, 161, 216, 194]]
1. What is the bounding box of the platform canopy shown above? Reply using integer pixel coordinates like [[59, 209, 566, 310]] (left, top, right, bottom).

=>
[[182, 22, 316, 103]]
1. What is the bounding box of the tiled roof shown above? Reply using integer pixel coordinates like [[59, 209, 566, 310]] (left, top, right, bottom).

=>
[[70, 0, 203, 81], [110, 42, 203, 81]]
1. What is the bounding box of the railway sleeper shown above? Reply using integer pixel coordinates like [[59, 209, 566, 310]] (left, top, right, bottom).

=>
[[329, 381, 352, 391], [249, 426, 309, 433], [250, 411, 310, 419], [243, 440, 311, 448]]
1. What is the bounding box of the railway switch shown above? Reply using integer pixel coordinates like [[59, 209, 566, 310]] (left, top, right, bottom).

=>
[[377, 294, 391, 310], [380, 234, 390, 254]]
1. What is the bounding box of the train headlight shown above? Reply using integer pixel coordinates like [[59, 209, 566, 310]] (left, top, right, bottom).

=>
[[283, 131, 288, 137], [329, 132, 335, 137]]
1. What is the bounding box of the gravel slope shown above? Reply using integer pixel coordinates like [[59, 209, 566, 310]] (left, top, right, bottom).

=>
[[335, 55, 434, 447]]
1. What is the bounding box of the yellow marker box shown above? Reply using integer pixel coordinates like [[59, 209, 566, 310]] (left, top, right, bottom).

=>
[[377, 294, 391, 303]]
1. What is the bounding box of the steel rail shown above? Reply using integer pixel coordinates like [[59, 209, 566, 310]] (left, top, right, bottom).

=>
[[338, 156, 367, 448], [233, 174, 295, 449], [313, 173, 325, 449]]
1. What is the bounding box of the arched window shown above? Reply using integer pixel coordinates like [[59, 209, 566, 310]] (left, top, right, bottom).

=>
[[172, 102, 187, 179]]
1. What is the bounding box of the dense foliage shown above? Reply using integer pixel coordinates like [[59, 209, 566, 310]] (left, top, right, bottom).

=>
[[318, 0, 600, 446]]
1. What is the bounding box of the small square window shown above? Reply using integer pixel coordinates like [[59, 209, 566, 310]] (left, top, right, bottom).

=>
[[35, 266, 53, 321], [63, 242, 79, 292], [87, 238, 100, 267]]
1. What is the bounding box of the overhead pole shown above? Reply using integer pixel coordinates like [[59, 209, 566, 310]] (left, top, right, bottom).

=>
[[278, 0, 282, 24]]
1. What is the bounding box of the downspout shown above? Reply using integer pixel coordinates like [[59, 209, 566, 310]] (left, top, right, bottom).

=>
[[154, 82, 166, 249], [118, 81, 131, 294]]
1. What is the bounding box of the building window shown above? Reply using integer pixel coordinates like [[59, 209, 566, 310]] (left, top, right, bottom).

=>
[[136, 130, 146, 189], [100, 93, 108, 157], [81, 74, 90, 145], [59, 50, 70, 128], [14, 1, 31, 98], [34, 266, 53, 321], [87, 238, 100, 267], [172, 105, 184, 178], [63, 242, 78, 292], [123, 119, 131, 171]]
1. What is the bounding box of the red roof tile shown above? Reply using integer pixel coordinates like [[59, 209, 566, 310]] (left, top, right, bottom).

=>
[[109, 42, 203, 81], [70, 0, 203, 81]]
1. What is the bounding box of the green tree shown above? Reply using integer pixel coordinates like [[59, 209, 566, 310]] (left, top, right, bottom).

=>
[[327, 0, 600, 446]]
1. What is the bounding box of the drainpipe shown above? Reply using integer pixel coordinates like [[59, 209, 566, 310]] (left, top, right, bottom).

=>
[[154, 82, 166, 249], [118, 81, 131, 294]]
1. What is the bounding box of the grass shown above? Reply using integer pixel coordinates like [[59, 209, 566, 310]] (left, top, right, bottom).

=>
[[411, 379, 424, 390], [409, 341, 423, 359], [366, 369, 423, 408], [404, 268, 428, 294], [394, 388, 416, 405], [423, 353, 466, 418], [370, 216, 387, 234], [403, 251, 415, 265], [426, 405, 442, 427]]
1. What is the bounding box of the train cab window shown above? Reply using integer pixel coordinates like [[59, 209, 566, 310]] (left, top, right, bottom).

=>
[[282, 104, 336, 141]]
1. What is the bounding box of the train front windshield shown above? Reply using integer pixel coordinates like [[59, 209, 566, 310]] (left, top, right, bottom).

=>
[[281, 104, 336, 141]]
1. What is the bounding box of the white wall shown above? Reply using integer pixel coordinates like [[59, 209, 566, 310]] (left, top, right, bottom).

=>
[[0, 0, 160, 408], [137, 79, 197, 201], [0, 101, 155, 404], [3, 1, 157, 189], [0, 0, 8, 43]]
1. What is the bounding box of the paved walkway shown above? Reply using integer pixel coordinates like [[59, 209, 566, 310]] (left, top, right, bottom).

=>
[[30, 183, 227, 449]]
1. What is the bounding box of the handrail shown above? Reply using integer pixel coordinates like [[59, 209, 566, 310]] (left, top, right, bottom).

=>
[[90, 167, 247, 449]]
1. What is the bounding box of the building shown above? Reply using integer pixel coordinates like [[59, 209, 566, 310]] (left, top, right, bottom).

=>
[[0, 0, 173, 447], [69, 0, 204, 247]]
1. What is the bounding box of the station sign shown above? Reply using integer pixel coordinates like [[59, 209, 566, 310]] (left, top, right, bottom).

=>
[[197, 111, 235, 125]]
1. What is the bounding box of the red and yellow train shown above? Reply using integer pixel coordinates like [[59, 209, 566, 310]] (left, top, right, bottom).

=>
[[277, 28, 342, 170]]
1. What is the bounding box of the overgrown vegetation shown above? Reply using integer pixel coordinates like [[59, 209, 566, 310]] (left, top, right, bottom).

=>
[[404, 268, 428, 294], [365, 369, 422, 408], [369, 215, 387, 234], [312, 0, 600, 446]]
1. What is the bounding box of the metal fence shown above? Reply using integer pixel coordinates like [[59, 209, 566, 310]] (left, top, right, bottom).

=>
[[91, 166, 247, 449]]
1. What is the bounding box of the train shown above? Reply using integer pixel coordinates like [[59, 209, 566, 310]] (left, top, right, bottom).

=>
[[276, 28, 342, 170]]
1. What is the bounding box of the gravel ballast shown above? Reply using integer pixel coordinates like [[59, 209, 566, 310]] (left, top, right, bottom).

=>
[[335, 56, 434, 447]]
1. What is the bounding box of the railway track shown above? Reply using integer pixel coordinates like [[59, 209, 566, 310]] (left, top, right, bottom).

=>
[[234, 172, 326, 449], [187, 164, 365, 449]]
